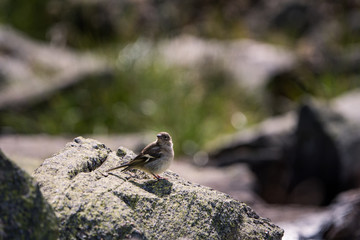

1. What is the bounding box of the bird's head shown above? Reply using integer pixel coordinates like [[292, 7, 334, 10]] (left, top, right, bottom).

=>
[[156, 132, 172, 145]]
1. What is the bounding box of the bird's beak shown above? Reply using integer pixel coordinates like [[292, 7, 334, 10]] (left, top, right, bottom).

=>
[[157, 134, 162, 138]]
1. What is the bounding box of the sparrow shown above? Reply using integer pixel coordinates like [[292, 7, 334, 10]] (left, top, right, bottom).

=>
[[106, 132, 174, 180]]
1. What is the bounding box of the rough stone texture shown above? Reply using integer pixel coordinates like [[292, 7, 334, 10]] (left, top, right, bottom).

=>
[[33, 137, 283, 239], [0, 150, 58, 239]]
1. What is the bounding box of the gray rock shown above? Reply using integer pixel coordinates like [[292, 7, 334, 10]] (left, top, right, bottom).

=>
[[333, 89, 360, 124], [33, 137, 284, 239], [0, 150, 58, 239], [158, 35, 296, 91]]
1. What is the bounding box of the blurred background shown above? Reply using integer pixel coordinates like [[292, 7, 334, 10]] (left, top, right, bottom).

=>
[[1, 0, 360, 239]]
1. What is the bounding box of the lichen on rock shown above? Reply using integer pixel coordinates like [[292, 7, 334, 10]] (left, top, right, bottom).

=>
[[0, 150, 58, 240], [33, 136, 283, 239]]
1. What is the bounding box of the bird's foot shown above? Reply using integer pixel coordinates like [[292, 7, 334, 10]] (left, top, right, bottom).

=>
[[153, 174, 167, 180]]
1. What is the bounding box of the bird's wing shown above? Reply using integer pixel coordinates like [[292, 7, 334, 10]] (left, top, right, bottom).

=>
[[141, 142, 162, 158], [124, 143, 161, 164], [108, 142, 162, 171]]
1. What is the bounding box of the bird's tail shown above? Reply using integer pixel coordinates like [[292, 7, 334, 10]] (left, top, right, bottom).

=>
[[106, 164, 128, 172]]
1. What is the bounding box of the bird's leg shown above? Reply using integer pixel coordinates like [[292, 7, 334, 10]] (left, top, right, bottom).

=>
[[151, 173, 161, 180], [151, 173, 166, 180]]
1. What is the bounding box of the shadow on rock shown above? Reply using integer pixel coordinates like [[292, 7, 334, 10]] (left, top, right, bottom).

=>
[[130, 179, 173, 197], [106, 172, 127, 181]]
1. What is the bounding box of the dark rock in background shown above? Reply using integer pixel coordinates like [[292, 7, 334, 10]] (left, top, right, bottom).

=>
[[286, 188, 360, 239], [210, 110, 295, 204], [244, 0, 359, 42], [286, 104, 345, 205], [210, 93, 360, 206], [33, 137, 284, 239], [0, 150, 58, 239], [318, 189, 360, 240], [245, 0, 321, 38]]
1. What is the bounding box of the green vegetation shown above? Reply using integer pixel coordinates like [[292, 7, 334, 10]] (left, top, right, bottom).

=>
[[0, 0, 51, 40], [1, 0, 359, 155], [1, 42, 358, 155], [0, 0, 246, 48], [0, 50, 265, 154]]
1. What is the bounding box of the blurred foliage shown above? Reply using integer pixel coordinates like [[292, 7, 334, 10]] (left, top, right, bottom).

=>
[[0, 49, 265, 154], [267, 69, 360, 114], [1, 0, 360, 155], [0, 0, 248, 48], [0, 0, 358, 49], [268, 73, 360, 101], [0, 0, 52, 40]]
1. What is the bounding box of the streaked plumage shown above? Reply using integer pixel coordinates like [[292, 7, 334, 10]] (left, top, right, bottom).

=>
[[106, 132, 174, 180]]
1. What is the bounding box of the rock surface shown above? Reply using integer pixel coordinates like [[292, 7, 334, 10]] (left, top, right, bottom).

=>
[[33, 137, 283, 239], [0, 150, 58, 239]]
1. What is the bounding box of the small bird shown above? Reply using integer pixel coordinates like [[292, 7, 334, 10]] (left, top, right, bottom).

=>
[[106, 132, 174, 180]]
